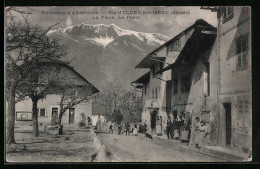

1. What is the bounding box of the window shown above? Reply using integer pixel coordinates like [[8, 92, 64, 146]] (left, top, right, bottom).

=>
[[38, 108, 46, 117], [173, 78, 178, 94], [16, 111, 32, 121], [236, 34, 249, 70], [237, 96, 250, 114], [159, 62, 164, 74], [144, 84, 146, 94], [152, 89, 154, 99], [181, 75, 190, 93], [155, 88, 158, 99], [222, 6, 234, 23], [167, 39, 180, 52]]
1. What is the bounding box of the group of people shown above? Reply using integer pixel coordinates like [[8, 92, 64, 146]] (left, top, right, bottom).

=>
[[194, 117, 209, 148], [108, 122, 139, 136], [166, 116, 190, 140], [165, 115, 208, 148]]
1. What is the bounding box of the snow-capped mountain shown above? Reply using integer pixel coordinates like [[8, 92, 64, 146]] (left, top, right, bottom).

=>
[[48, 23, 168, 47], [48, 24, 170, 90]]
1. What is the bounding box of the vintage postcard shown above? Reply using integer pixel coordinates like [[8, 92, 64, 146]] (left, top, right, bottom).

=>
[[5, 6, 252, 162]]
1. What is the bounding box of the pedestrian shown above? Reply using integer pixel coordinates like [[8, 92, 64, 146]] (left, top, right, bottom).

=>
[[143, 122, 147, 134], [118, 124, 122, 135], [139, 123, 143, 133], [194, 117, 201, 148], [125, 122, 130, 136], [170, 119, 176, 139], [109, 124, 113, 134], [178, 116, 184, 137], [166, 117, 172, 139], [198, 121, 209, 148], [133, 124, 138, 136]]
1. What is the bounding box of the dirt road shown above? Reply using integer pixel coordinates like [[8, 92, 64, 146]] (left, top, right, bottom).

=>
[[99, 133, 229, 162]]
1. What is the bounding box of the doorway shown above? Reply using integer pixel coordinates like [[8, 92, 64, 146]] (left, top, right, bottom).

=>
[[51, 107, 58, 125], [69, 108, 75, 124], [150, 110, 157, 131], [223, 103, 232, 147]]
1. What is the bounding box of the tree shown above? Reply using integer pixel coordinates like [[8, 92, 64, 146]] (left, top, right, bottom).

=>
[[92, 81, 142, 124], [16, 62, 65, 137], [120, 90, 142, 123], [5, 12, 66, 140]]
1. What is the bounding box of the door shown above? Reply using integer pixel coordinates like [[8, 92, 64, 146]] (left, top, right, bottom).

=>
[[150, 110, 157, 131], [223, 103, 232, 147], [51, 108, 58, 125], [69, 108, 75, 124]]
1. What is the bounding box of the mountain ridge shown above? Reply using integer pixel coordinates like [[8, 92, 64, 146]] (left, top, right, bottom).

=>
[[48, 23, 170, 90]]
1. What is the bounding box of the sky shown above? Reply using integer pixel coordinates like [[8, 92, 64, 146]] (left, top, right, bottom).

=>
[[8, 6, 217, 38]]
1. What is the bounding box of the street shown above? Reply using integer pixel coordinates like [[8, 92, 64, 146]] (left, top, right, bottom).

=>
[[99, 133, 229, 162]]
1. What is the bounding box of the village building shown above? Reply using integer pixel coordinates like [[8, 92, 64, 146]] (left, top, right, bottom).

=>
[[159, 20, 217, 146], [15, 63, 99, 131], [200, 6, 252, 154], [132, 19, 215, 135]]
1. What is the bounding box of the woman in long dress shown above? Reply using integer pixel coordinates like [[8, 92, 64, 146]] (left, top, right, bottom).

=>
[[133, 124, 138, 136], [198, 121, 208, 148], [194, 117, 201, 148]]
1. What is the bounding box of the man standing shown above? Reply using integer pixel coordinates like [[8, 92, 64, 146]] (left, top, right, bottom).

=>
[[166, 117, 172, 139], [170, 119, 176, 139], [125, 122, 130, 136]]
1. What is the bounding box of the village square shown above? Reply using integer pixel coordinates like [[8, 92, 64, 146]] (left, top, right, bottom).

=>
[[5, 6, 251, 162]]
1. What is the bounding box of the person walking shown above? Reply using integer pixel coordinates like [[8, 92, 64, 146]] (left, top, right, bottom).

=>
[[166, 117, 172, 139]]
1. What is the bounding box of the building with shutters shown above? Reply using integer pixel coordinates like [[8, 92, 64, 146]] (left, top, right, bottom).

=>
[[201, 6, 252, 154], [132, 19, 217, 136]]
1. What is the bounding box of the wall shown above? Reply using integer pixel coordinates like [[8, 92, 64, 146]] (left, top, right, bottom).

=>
[[15, 94, 93, 130], [170, 39, 218, 145], [217, 6, 251, 153]]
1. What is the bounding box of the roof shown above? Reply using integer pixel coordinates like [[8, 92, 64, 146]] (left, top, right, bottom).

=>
[[61, 64, 100, 94], [135, 19, 215, 68], [131, 71, 150, 84], [34, 58, 100, 94], [135, 56, 166, 69], [157, 25, 217, 74]]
